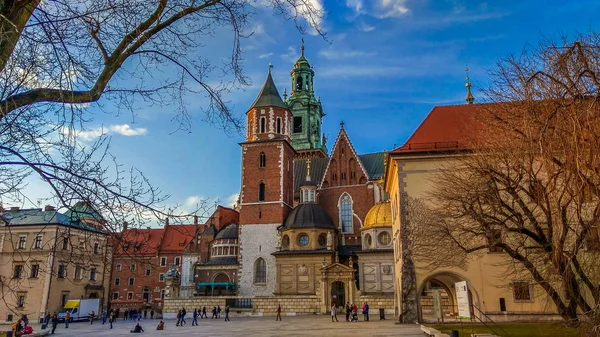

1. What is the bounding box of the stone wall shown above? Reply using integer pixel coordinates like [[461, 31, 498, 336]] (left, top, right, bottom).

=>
[[358, 295, 396, 316], [238, 224, 279, 296], [163, 295, 321, 319]]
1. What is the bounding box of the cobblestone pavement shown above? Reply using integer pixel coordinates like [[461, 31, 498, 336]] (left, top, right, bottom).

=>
[[35, 315, 424, 336]]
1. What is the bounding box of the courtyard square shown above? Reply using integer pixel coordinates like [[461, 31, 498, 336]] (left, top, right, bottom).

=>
[[40, 316, 423, 337]]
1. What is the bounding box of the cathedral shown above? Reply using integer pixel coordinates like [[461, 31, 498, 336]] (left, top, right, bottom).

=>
[[174, 43, 396, 316]]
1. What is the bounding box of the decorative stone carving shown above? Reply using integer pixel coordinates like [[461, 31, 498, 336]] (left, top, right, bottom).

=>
[[298, 264, 308, 275], [327, 231, 333, 250]]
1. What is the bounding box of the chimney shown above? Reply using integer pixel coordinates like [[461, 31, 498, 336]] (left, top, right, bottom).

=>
[[193, 215, 198, 225], [10, 206, 19, 212], [44, 205, 55, 212], [122, 221, 128, 232]]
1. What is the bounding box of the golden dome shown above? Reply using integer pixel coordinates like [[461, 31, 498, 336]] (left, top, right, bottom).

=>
[[362, 201, 392, 229]]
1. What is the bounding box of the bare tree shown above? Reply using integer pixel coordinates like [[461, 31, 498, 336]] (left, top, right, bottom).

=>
[[422, 32, 600, 331], [0, 0, 324, 317]]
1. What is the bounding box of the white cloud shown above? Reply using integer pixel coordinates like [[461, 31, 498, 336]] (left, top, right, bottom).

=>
[[375, 0, 409, 18], [259, 52, 274, 59], [225, 194, 239, 208], [346, 0, 409, 18], [64, 124, 148, 141], [318, 49, 377, 60], [358, 21, 376, 32], [280, 46, 300, 63]]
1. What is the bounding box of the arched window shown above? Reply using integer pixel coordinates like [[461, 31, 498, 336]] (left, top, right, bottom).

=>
[[260, 117, 266, 133], [340, 193, 353, 233], [276, 117, 282, 134], [296, 76, 303, 90], [254, 258, 266, 283], [258, 182, 265, 201], [259, 152, 266, 168]]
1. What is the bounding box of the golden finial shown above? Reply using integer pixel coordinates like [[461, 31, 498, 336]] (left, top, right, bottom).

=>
[[306, 159, 311, 181], [465, 65, 475, 104], [301, 38, 305, 56]]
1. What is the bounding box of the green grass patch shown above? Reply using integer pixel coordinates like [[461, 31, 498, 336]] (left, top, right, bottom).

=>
[[431, 322, 578, 337]]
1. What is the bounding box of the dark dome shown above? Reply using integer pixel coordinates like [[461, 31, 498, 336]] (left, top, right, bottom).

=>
[[281, 203, 335, 230], [215, 224, 238, 240]]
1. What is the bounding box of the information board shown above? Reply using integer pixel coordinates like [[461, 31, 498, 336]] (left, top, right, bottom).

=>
[[455, 281, 471, 319]]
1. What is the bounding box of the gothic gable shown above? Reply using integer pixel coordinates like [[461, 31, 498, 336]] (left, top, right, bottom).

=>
[[320, 126, 369, 188]]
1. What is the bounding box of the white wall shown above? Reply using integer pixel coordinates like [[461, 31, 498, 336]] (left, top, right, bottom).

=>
[[238, 224, 279, 296]]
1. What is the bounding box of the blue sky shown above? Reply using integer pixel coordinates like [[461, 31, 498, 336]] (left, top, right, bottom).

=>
[[21, 0, 600, 217]]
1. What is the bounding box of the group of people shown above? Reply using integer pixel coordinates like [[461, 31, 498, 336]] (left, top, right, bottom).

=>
[[177, 305, 231, 326], [12, 314, 33, 336], [122, 308, 155, 321], [345, 302, 369, 322], [330, 302, 370, 322]]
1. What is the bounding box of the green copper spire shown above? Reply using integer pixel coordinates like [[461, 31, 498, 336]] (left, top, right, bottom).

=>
[[250, 65, 286, 109], [285, 41, 327, 157]]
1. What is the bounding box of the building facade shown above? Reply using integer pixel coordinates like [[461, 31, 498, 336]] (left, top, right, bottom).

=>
[[0, 204, 110, 324]]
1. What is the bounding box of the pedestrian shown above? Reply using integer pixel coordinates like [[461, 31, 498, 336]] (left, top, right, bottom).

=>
[[224, 305, 230, 321], [363, 302, 369, 321], [90, 310, 95, 324], [276, 304, 282, 321], [130, 321, 144, 333], [51, 313, 59, 334], [44, 313, 51, 326], [217, 305, 221, 318], [102, 309, 107, 324], [192, 309, 198, 326], [345, 302, 350, 322], [201, 306, 207, 318], [181, 307, 187, 325], [124, 310, 128, 321], [109, 311, 115, 329], [150, 310, 155, 319], [176, 309, 181, 326], [144, 309, 147, 319], [211, 306, 217, 319], [137, 311, 141, 321], [65, 312, 70, 328], [331, 304, 338, 322], [14, 318, 24, 335]]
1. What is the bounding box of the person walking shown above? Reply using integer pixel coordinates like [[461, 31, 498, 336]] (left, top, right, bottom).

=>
[[192, 309, 198, 326], [224, 305, 230, 321], [137, 311, 142, 321], [217, 305, 221, 318], [124, 310, 128, 321], [363, 302, 369, 322], [201, 306, 207, 318], [51, 313, 59, 334], [102, 309, 107, 324], [181, 307, 187, 325], [331, 304, 338, 322], [276, 304, 282, 321], [144, 310, 147, 320], [211, 306, 217, 319], [345, 302, 350, 322], [176, 309, 182, 326], [90, 311, 95, 324], [64, 312, 70, 328], [150, 310, 155, 319], [109, 311, 115, 329]]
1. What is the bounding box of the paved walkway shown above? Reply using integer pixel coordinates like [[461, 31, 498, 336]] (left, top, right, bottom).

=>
[[34, 316, 424, 336]]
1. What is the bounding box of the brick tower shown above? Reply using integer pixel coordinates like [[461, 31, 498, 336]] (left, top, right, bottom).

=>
[[237, 66, 295, 296]]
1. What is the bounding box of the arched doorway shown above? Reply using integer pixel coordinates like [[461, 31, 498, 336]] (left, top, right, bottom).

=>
[[331, 281, 345, 309], [88, 292, 98, 298], [417, 272, 480, 323]]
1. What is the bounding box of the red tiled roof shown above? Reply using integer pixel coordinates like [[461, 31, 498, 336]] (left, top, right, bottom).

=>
[[114, 228, 164, 256], [392, 103, 491, 154], [160, 224, 197, 252]]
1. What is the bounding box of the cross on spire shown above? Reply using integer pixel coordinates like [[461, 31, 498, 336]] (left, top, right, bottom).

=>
[[268, 63, 273, 73], [340, 120, 345, 129], [465, 65, 475, 104], [301, 38, 305, 56]]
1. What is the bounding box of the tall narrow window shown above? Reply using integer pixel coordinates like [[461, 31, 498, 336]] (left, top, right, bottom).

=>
[[340, 193, 353, 233], [259, 152, 266, 168], [260, 117, 266, 133], [276, 117, 282, 134], [254, 258, 266, 283], [293, 116, 302, 133], [258, 182, 266, 202]]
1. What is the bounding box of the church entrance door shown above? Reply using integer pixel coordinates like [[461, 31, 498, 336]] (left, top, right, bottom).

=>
[[331, 281, 345, 309]]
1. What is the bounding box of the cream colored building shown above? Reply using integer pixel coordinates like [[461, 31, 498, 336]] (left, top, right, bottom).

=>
[[384, 103, 560, 323], [0, 204, 110, 323]]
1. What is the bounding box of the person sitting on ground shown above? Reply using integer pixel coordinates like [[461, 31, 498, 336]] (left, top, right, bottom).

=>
[[130, 322, 144, 333], [156, 321, 165, 330]]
